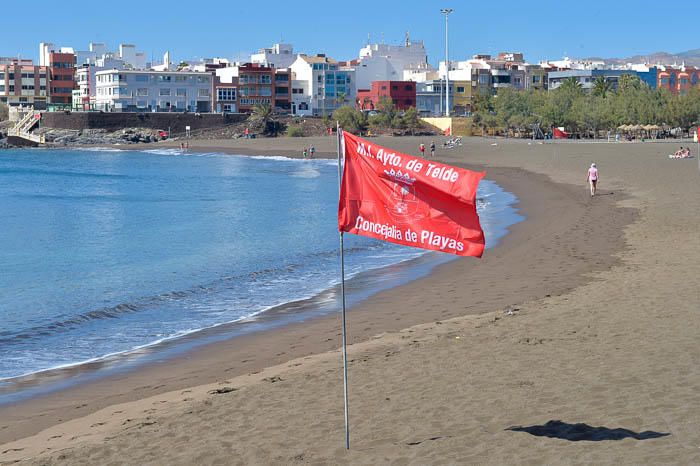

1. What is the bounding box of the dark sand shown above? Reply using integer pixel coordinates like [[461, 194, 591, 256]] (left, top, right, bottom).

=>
[[3, 137, 698, 465]]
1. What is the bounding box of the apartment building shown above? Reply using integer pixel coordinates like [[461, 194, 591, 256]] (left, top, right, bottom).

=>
[[352, 35, 432, 89], [356, 80, 416, 111], [0, 60, 49, 108], [94, 70, 214, 112], [48, 52, 76, 106], [656, 66, 700, 94], [251, 43, 296, 69], [290, 54, 355, 116], [215, 63, 291, 113], [547, 69, 655, 91]]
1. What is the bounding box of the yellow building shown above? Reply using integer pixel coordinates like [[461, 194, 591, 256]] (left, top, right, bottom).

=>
[[451, 80, 472, 115]]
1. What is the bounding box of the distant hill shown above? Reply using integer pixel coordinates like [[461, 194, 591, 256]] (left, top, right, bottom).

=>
[[584, 49, 700, 67]]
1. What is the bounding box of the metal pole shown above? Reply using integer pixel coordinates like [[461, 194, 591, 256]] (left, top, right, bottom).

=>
[[441, 8, 453, 117], [336, 121, 350, 450]]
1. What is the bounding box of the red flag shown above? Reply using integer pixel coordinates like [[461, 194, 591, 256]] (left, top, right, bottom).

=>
[[338, 131, 485, 257], [553, 127, 568, 139], [444, 126, 451, 136]]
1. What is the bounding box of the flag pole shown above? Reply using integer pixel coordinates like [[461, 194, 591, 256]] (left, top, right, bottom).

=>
[[336, 121, 350, 450]]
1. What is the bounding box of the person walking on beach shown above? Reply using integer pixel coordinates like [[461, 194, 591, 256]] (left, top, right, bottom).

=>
[[430, 140, 436, 157], [309, 145, 315, 158], [419, 143, 425, 158], [587, 163, 599, 197], [302, 147, 308, 158]]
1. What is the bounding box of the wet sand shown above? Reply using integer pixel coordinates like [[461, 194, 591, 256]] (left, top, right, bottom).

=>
[[2, 137, 699, 465]]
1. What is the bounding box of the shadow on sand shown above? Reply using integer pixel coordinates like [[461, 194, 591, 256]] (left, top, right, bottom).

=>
[[506, 420, 670, 442]]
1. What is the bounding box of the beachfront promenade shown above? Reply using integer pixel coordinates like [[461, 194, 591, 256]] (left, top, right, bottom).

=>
[[1, 137, 699, 465]]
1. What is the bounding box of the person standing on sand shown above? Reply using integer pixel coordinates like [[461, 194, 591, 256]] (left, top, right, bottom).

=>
[[303, 147, 308, 158], [430, 140, 436, 157], [419, 143, 425, 157], [587, 163, 599, 196], [309, 145, 315, 158]]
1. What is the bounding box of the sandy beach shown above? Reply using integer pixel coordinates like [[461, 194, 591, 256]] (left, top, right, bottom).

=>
[[2, 136, 699, 465]]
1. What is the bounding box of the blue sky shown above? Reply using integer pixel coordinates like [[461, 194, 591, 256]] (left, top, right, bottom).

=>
[[2, 0, 697, 65]]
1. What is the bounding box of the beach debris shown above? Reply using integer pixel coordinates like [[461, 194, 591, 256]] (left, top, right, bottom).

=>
[[504, 306, 521, 316], [263, 376, 283, 383], [208, 386, 238, 395]]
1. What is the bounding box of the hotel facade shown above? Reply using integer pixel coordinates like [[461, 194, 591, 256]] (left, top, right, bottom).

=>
[[94, 70, 214, 112]]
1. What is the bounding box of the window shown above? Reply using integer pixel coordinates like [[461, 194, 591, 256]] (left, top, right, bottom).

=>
[[196, 75, 211, 83], [258, 87, 271, 96], [381, 86, 387, 90], [457, 86, 465, 93], [198, 88, 210, 97], [137, 100, 147, 108], [532, 75, 541, 83], [680, 78, 689, 84], [217, 87, 236, 100], [21, 73, 34, 78], [137, 88, 148, 96], [21, 85, 34, 90], [292, 88, 304, 94], [160, 88, 171, 96], [158, 75, 172, 82], [275, 86, 288, 94], [175, 75, 189, 82], [405, 99, 412, 104], [392, 85, 398, 90], [135, 75, 149, 82], [0, 73, 4, 79], [176, 88, 186, 96], [0, 85, 4, 92], [276, 74, 289, 82], [405, 85, 412, 91], [260, 75, 271, 84]]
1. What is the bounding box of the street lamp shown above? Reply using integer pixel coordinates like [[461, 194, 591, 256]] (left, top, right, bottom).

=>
[[440, 8, 453, 117]]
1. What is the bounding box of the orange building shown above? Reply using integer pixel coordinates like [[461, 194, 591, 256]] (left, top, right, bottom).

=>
[[657, 67, 700, 94]]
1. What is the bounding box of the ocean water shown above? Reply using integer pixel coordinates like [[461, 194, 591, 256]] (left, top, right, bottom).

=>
[[0, 147, 522, 382]]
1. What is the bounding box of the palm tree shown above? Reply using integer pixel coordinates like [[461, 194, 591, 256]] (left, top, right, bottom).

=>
[[559, 77, 583, 93], [592, 76, 612, 98], [249, 104, 283, 136]]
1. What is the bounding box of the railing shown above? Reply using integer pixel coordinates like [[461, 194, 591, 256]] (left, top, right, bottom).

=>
[[8, 107, 45, 145]]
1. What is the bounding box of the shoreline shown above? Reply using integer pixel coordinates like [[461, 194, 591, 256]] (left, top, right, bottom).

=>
[[0, 139, 636, 449]]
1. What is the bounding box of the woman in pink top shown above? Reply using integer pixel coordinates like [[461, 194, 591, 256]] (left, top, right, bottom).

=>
[[587, 163, 599, 196]]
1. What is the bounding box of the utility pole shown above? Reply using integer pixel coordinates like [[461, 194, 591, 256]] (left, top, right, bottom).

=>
[[440, 8, 453, 117]]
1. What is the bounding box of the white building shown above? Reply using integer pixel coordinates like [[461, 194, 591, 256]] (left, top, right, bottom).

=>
[[350, 35, 431, 89], [289, 54, 356, 116], [251, 43, 296, 69], [42, 41, 147, 69], [94, 69, 213, 112]]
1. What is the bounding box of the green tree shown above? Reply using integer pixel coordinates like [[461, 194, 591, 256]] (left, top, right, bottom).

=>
[[401, 107, 420, 134], [249, 104, 284, 136], [617, 74, 642, 94], [592, 76, 612, 98], [558, 77, 583, 94], [332, 106, 367, 134]]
